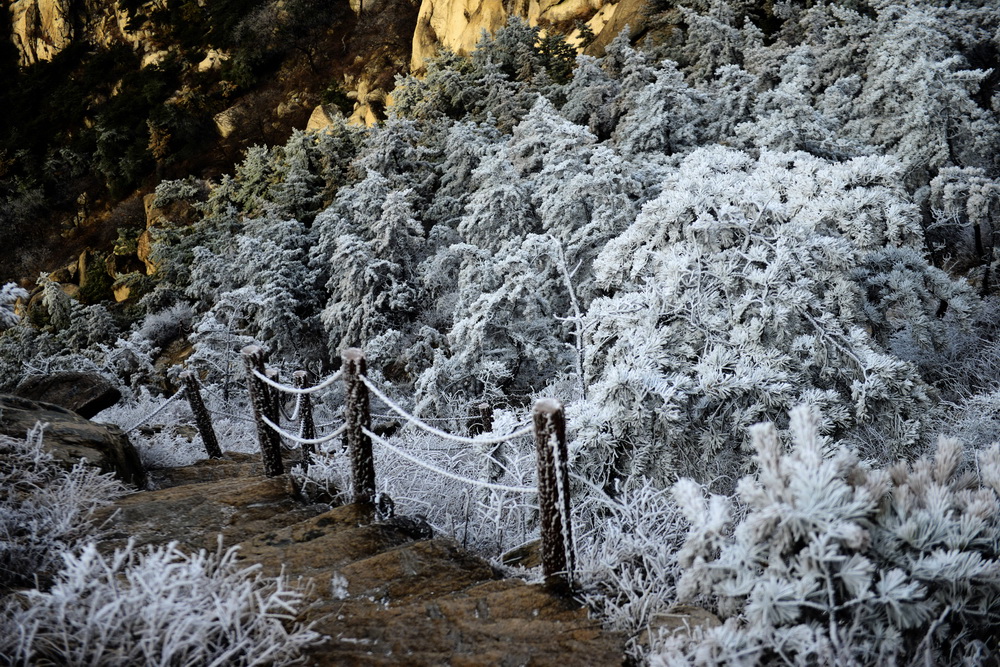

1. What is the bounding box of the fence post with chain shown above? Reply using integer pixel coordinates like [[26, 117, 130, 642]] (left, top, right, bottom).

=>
[[533, 398, 574, 589], [242, 345, 284, 477], [293, 370, 316, 466], [342, 348, 375, 505], [180, 370, 222, 459]]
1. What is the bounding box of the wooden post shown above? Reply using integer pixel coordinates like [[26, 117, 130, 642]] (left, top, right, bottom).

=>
[[180, 371, 222, 459], [293, 370, 316, 466], [242, 345, 284, 477], [342, 348, 375, 505], [533, 398, 574, 589]]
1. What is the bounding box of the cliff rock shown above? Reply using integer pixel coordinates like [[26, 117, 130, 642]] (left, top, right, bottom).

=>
[[410, 0, 637, 72], [8, 0, 165, 67], [9, 0, 74, 65]]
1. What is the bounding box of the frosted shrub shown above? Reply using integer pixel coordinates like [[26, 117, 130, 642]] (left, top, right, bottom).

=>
[[0, 540, 323, 666], [662, 406, 1000, 665], [0, 428, 125, 591], [575, 480, 687, 661], [96, 386, 260, 468]]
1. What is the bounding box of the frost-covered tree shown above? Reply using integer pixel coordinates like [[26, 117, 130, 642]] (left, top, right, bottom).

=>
[[575, 147, 974, 490], [845, 3, 1000, 188], [185, 215, 320, 363], [319, 186, 427, 365], [926, 167, 1000, 289], [416, 234, 574, 413]]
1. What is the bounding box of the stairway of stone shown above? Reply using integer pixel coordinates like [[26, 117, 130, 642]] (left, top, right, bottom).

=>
[[94, 454, 625, 666]]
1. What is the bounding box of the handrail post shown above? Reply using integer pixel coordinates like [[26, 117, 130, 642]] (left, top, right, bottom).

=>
[[293, 370, 316, 466], [242, 345, 284, 476], [533, 398, 574, 590], [342, 348, 375, 506], [180, 370, 222, 459]]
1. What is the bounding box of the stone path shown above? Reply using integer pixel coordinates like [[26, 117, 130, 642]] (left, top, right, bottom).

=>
[[95, 455, 625, 666]]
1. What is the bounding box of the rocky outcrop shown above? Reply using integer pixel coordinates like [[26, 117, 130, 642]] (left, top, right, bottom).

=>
[[137, 189, 203, 274], [307, 104, 339, 132], [13, 371, 122, 418], [411, 0, 509, 72], [9, 0, 74, 65], [0, 394, 145, 487], [409, 0, 642, 72], [8, 0, 167, 67], [95, 458, 626, 664], [582, 0, 650, 56]]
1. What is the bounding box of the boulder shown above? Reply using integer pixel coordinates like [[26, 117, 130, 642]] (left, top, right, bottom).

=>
[[0, 395, 145, 488], [306, 104, 338, 132], [197, 48, 228, 72], [13, 371, 122, 418]]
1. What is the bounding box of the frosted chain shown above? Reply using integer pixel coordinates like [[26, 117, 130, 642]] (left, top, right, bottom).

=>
[[360, 376, 534, 445], [550, 423, 575, 581], [251, 368, 343, 395], [363, 427, 537, 495], [125, 389, 185, 433], [261, 414, 346, 446]]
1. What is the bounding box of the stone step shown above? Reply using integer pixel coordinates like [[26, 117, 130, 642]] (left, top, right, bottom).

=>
[[301, 585, 618, 666], [94, 462, 625, 665], [144, 450, 304, 489], [237, 505, 428, 579], [94, 472, 329, 554]]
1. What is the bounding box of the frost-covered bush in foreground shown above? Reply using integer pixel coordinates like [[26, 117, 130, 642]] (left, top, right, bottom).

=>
[[0, 428, 124, 591], [575, 480, 687, 662], [661, 407, 1000, 665], [0, 540, 323, 666]]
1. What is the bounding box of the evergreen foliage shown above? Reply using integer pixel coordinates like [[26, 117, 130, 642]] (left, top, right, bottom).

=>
[[664, 407, 1000, 665]]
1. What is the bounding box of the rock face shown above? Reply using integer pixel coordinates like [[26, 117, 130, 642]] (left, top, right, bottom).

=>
[[410, 0, 640, 72], [0, 395, 145, 488], [95, 457, 625, 665], [13, 372, 122, 418], [411, 0, 509, 72], [8, 0, 166, 67], [9, 0, 74, 65]]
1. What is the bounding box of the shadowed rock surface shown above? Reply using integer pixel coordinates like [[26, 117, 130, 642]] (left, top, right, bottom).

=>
[[13, 371, 122, 418], [96, 453, 625, 666], [0, 394, 145, 487]]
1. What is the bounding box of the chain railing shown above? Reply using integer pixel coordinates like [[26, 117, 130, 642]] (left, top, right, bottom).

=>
[[233, 345, 575, 587]]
